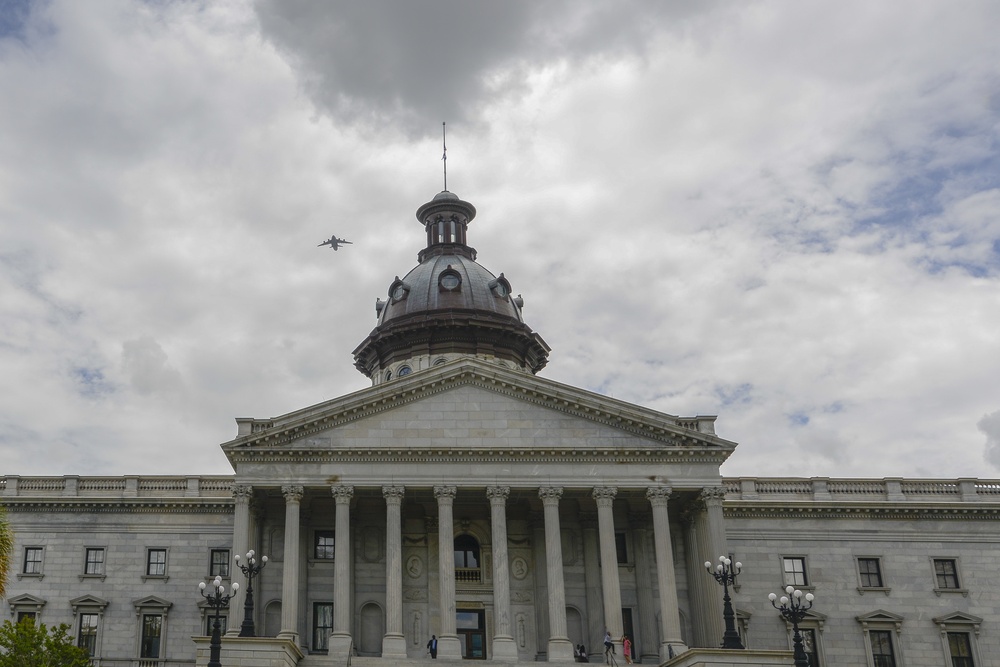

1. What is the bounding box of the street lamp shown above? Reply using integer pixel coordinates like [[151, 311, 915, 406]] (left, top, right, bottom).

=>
[[199, 575, 239, 667], [704, 555, 744, 649], [768, 586, 815, 667], [234, 550, 268, 637]]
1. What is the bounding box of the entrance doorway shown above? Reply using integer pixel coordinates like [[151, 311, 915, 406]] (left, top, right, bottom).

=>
[[457, 610, 486, 659]]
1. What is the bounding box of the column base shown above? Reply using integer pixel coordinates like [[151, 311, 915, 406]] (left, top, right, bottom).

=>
[[491, 635, 519, 661], [327, 632, 355, 662], [436, 634, 463, 660], [661, 641, 688, 662], [547, 637, 575, 662], [381, 632, 408, 659]]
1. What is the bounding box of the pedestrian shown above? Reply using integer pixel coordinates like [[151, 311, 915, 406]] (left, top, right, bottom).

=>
[[623, 635, 632, 664], [604, 630, 614, 663], [427, 634, 438, 659]]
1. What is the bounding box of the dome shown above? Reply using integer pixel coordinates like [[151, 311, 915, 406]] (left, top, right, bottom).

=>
[[353, 191, 549, 382]]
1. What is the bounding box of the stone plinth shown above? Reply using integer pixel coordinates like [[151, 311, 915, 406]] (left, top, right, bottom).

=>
[[663, 648, 794, 667], [193, 635, 303, 667]]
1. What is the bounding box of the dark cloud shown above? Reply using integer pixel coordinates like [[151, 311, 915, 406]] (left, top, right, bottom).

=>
[[253, 0, 713, 135]]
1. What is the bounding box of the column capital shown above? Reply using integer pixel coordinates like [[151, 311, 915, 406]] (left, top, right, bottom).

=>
[[331, 485, 354, 503], [231, 484, 254, 501], [486, 486, 510, 503], [700, 486, 727, 506], [434, 485, 457, 502], [646, 486, 674, 507], [382, 485, 405, 503], [538, 486, 563, 505], [592, 486, 618, 507], [281, 485, 304, 502]]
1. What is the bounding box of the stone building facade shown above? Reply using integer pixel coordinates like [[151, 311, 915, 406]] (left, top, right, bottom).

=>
[[3, 189, 998, 667]]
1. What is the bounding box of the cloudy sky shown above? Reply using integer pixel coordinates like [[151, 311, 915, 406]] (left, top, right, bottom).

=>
[[1, 0, 999, 480]]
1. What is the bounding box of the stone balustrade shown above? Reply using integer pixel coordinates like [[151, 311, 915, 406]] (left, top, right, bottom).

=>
[[0, 475, 235, 498], [725, 477, 1000, 503]]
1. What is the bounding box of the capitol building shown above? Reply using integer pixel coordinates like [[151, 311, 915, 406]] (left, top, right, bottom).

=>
[[3, 188, 997, 667]]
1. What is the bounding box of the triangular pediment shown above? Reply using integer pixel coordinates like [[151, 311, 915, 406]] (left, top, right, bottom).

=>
[[7, 593, 46, 607], [132, 595, 172, 611], [933, 611, 983, 626], [857, 610, 904, 624], [70, 594, 109, 611], [222, 359, 736, 468]]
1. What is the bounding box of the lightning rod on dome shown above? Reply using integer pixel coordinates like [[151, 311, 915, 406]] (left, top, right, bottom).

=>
[[442, 121, 448, 192]]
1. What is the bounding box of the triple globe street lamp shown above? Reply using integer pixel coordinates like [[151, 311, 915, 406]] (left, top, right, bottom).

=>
[[234, 550, 268, 637], [704, 555, 744, 650], [769, 586, 816, 667], [199, 576, 239, 667]]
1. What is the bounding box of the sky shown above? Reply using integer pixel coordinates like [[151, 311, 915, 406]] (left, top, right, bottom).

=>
[[1, 0, 999, 480]]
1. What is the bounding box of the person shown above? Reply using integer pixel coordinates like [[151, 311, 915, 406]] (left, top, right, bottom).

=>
[[575, 644, 589, 662], [622, 635, 632, 664], [427, 634, 438, 659], [604, 630, 614, 662]]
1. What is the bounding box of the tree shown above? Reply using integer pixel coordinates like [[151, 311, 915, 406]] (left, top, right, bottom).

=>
[[0, 618, 91, 667], [0, 506, 11, 599]]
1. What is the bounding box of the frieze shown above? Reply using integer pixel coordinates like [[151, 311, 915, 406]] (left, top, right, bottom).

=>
[[2, 500, 233, 514], [725, 505, 1000, 521], [403, 588, 428, 601]]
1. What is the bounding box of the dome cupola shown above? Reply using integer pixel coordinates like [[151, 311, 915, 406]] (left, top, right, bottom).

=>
[[353, 190, 550, 383]]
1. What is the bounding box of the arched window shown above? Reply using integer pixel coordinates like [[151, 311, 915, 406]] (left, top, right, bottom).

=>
[[454, 535, 481, 583]]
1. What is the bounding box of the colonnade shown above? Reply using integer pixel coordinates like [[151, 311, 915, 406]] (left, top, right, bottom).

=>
[[230, 483, 729, 663]]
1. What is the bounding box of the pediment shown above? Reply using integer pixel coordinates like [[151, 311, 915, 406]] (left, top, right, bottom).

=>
[[857, 610, 904, 625], [70, 594, 109, 611], [132, 595, 172, 611], [7, 593, 46, 607], [933, 611, 983, 627], [222, 359, 736, 467]]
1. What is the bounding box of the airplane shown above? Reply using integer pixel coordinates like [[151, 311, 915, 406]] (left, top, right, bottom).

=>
[[318, 235, 353, 250]]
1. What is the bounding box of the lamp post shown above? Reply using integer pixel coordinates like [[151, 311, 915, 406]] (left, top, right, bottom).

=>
[[704, 555, 744, 649], [199, 576, 239, 667], [768, 586, 815, 667], [234, 550, 268, 637]]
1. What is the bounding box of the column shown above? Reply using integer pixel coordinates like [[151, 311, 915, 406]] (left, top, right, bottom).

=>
[[647, 487, 687, 660], [630, 514, 658, 662], [434, 485, 462, 659], [539, 487, 574, 662], [227, 484, 252, 636], [278, 485, 303, 641], [682, 506, 709, 648], [593, 487, 623, 656], [329, 485, 355, 656], [580, 513, 603, 661], [487, 486, 518, 661], [529, 511, 549, 661], [696, 488, 726, 648], [382, 486, 407, 658]]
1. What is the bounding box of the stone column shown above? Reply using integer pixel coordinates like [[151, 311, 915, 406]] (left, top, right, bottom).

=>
[[382, 486, 407, 658], [593, 487, 623, 656], [278, 485, 303, 641], [647, 487, 687, 660], [227, 484, 253, 636], [529, 511, 549, 661], [329, 485, 355, 657], [682, 506, 708, 648], [630, 513, 658, 662], [580, 513, 603, 661], [434, 486, 462, 659], [539, 487, 574, 662], [696, 487, 727, 648], [487, 486, 518, 661]]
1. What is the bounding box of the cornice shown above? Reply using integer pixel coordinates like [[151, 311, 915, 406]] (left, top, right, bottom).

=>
[[1, 499, 234, 514], [724, 502, 1000, 521], [225, 362, 733, 457]]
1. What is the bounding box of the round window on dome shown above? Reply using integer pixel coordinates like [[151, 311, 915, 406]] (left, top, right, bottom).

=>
[[384, 370, 392, 382], [397, 365, 412, 377], [439, 271, 461, 291]]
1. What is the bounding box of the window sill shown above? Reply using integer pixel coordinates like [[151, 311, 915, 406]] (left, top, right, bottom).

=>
[[79, 574, 106, 582], [857, 586, 891, 596], [141, 575, 170, 582], [16, 573, 43, 581], [933, 587, 968, 597]]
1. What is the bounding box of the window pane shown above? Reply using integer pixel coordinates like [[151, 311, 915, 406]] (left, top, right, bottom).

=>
[[615, 533, 628, 564], [78, 613, 98, 656], [315, 531, 335, 560], [870, 630, 896, 667], [147, 549, 167, 576], [802, 629, 819, 667], [782, 557, 808, 586], [85, 548, 105, 575], [935, 559, 960, 588], [206, 615, 228, 636], [141, 615, 162, 659], [210, 549, 230, 577], [948, 633, 974, 667], [859, 558, 883, 587], [313, 603, 333, 650]]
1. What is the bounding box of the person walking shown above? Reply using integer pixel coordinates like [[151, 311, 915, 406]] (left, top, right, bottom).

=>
[[427, 634, 438, 659]]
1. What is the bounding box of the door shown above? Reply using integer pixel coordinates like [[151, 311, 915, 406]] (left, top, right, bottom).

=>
[[457, 610, 486, 659]]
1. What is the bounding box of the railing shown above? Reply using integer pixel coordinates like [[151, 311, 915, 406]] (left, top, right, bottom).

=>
[[1, 476, 236, 499], [455, 567, 482, 583], [727, 477, 1000, 503]]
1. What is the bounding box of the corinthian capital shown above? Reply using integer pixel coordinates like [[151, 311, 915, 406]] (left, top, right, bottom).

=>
[[281, 485, 304, 502], [434, 486, 457, 502], [646, 486, 673, 507], [331, 485, 355, 503], [382, 485, 405, 504], [486, 486, 510, 503], [538, 487, 563, 505], [592, 486, 618, 507], [231, 484, 254, 501], [699, 486, 727, 505]]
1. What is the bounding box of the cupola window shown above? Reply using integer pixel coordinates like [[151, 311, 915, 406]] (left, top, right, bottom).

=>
[[397, 365, 412, 377], [489, 274, 512, 299], [388, 277, 410, 303], [439, 267, 462, 292]]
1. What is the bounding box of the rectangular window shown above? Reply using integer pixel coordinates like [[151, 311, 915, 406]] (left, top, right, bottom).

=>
[[78, 613, 98, 656], [948, 632, 974, 667], [23, 547, 43, 574], [870, 630, 896, 667], [17, 612, 36, 624], [210, 549, 230, 577], [782, 556, 808, 587], [615, 532, 628, 564], [934, 559, 960, 589], [858, 558, 884, 588], [146, 549, 167, 576], [802, 628, 820, 667], [313, 602, 333, 651], [315, 531, 335, 560], [85, 548, 105, 575], [206, 615, 228, 636], [140, 614, 162, 659]]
